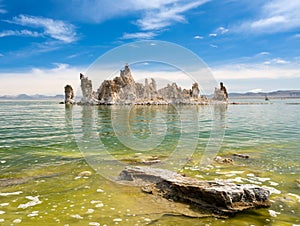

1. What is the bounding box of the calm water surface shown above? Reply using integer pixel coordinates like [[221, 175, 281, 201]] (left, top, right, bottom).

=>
[[0, 100, 299, 226]]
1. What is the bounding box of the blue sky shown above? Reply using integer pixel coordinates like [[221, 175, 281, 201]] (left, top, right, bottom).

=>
[[0, 0, 300, 95]]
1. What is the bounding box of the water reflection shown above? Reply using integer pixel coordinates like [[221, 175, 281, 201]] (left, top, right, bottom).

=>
[[95, 105, 179, 152], [71, 103, 228, 180], [200, 104, 227, 166], [64, 104, 73, 129]]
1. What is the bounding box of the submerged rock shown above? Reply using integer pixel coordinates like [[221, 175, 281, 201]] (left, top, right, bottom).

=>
[[0, 173, 63, 187], [214, 156, 234, 164], [78, 171, 92, 177], [118, 166, 271, 217], [233, 153, 250, 159], [296, 179, 300, 188]]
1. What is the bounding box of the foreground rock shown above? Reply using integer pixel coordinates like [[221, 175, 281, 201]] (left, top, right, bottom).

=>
[[118, 166, 271, 217]]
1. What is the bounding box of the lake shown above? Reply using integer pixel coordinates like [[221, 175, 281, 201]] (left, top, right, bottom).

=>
[[0, 99, 299, 225]]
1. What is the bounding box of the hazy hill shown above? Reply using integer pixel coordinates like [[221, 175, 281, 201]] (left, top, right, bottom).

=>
[[0, 94, 64, 100], [0, 90, 299, 100], [229, 90, 300, 99]]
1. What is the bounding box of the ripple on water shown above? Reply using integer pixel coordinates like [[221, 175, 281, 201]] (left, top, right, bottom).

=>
[[0, 203, 9, 207], [27, 211, 39, 217], [71, 214, 83, 219], [113, 218, 122, 222], [89, 222, 100, 226]]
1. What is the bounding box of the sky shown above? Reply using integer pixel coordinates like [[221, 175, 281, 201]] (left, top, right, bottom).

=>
[[0, 0, 300, 95]]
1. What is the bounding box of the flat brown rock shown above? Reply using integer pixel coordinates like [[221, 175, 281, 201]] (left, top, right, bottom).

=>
[[118, 166, 271, 217]]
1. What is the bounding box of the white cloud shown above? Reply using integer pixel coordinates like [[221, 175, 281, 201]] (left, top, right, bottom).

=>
[[0, 64, 83, 95], [5, 15, 77, 43], [209, 33, 217, 37], [63, 0, 209, 39], [68, 0, 209, 31], [210, 44, 218, 48], [122, 32, 157, 39], [273, 58, 289, 64], [233, 0, 300, 33], [0, 63, 199, 95], [136, 1, 209, 31], [248, 88, 263, 93], [130, 69, 194, 89], [2, 62, 299, 95], [194, 35, 204, 39], [67, 0, 178, 23], [294, 34, 300, 38], [263, 61, 271, 65], [258, 51, 270, 56], [251, 16, 287, 29], [210, 62, 300, 92], [0, 29, 41, 38], [52, 63, 70, 71], [128, 0, 178, 9], [211, 63, 300, 80], [216, 26, 229, 34], [263, 58, 290, 65], [0, 0, 6, 14]]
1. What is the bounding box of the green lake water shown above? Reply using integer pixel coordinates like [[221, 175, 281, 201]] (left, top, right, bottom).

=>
[[0, 100, 299, 226]]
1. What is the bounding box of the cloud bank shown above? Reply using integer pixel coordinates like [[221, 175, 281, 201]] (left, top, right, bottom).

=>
[[232, 0, 300, 34], [0, 64, 82, 95], [68, 0, 210, 40], [2, 15, 77, 43]]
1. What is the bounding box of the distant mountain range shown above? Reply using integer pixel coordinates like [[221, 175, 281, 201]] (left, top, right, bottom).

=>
[[0, 94, 64, 100], [229, 90, 300, 99], [0, 90, 299, 100]]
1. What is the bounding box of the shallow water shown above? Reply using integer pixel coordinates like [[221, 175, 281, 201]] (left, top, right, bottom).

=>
[[0, 99, 299, 225]]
